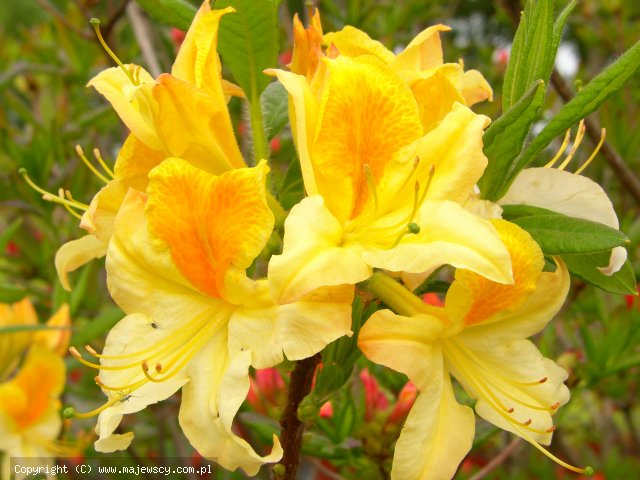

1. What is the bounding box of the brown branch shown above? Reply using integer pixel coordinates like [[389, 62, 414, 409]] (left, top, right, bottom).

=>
[[468, 437, 523, 480], [103, 0, 131, 39], [275, 353, 321, 480]]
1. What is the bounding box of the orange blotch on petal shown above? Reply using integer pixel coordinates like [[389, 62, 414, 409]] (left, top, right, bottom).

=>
[[146, 159, 273, 299], [456, 219, 543, 326]]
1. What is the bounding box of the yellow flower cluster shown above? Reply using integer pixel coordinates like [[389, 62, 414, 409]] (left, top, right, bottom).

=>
[[23, 2, 625, 478]]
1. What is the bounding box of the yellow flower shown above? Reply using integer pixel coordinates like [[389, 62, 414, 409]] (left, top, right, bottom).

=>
[[0, 300, 70, 380], [292, 9, 492, 132], [0, 300, 71, 478], [268, 54, 512, 303], [55, 1, 245, 290], [0, 347, 67, 477], [69, 159, 353, 475], [358, 220, 586, 479]]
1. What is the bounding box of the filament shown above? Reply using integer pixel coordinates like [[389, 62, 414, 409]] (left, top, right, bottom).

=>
[[575, 128, 606, 175], [545, 129, 571, 168], [19, 168, 88, 211], [75, 145, 110, 184], [557, 120, 586, 170], [93, 147, 115, 179], [90, 18, 138, 85]]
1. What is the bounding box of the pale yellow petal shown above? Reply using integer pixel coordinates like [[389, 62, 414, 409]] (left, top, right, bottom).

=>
[[179, 331, 282, 475], [446, 336, 569, 446], [80, 179, 128, 243], [87, 66, 160, 150], [268, 196, 371, 303], [461, 69, 493, 105], [359, 309, 444, 389], [229, 281, 353, 368], [598, 246, 628, 276], [391, 370, 475, 480], [362, 200, 513, 284], [323, 26, 395, 64], [268, 69, 321, 195], [500, 167, 620, 229], [392, 25, 450, 73], [55, 235, 107, 291]]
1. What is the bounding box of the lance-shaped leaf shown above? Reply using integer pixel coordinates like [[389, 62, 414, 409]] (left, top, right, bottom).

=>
[[135, 0, 196, 31], [502, 205, 629, 255], [261, 81, 289, 141], [479, 80, 545, 197], [561, 251, 636, 295]]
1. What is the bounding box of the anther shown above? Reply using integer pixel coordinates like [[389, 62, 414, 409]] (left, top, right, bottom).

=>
[[85, 345, 99, 356], [407, 222, 420, 234], [523, 418, 532, 426], [75, 145, 110, 183], [69, 346, 82, 359], [155, 363, 163, 373], [546, 426, 556, 433], [539, 377, 548, 384], [90, 17, 139, 85], [92, 147, 115, 179], [507, 407, 515, 414], [550, 402, 560, 410]]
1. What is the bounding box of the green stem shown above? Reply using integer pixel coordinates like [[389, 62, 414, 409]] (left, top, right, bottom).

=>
[[266, 192, 287, 229], [249, 96, 269, 164], [366, 271, 437, 317]]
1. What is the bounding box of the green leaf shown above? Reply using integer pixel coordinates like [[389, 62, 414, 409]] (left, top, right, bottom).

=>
[[502, 204, 629, 254], [0, 324, 70, 334], [0, 283, 26, 303], [561, 252, 636, 295], [278, 157, 304, 210], [479, 80, 545, 198], [261, 81, 289, 141], [134, 0, 197, 31], [496, 39, 640, 199], [0, 218, 22, 253], [216, 0, 278, 100], [502, 0, 554, 111]]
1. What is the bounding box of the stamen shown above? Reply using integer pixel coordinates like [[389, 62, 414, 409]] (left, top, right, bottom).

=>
[[58, 189, 84, 220], [75, 145, 110, 184], [557, 120, 586, 170], [397, 156, 421, 193], [550, 402, 560, 410], [93, 147, 115, 179], [90, 18, 138, 85], [575, 128, 606, 175], [19, 168, 88, 212], [363, 164, 379, 214], [545, 128, 571, 168], [63, 391, 128, 419]]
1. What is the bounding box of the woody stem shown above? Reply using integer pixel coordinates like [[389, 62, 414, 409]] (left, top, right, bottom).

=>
[[274, 353, 321, 480]]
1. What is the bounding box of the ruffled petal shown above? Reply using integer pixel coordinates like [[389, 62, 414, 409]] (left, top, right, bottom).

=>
[[391, 369, 475, 480], [362, 200, 512, 284], [392, 25, 450, 74], [179, 330, 282, 475], [268, 196, 371, 303], [153, 74, 244, 173], [228, 281, 354, 368], [112, 134, 164, 192], [358, 309, 444, 389], [87, 66, 159, 150], [323, 26, 395, 64], [80, 179, 128, 243], [446, 335, 569, 446], [145, 158, 273, 300], [461, 69, 493, 105], [55, 235, 107, 291]]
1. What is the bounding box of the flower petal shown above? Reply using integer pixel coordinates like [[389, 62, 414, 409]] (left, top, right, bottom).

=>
[[153, 74, 245, 173], [179, 330, 283, 475], [268, 196, 371, 303], [461, 69, 493, 105], [362, 200, 513, 284], [229, 281, 354, 368], [55, 235, 107, 291], [87, 66, 160, 150], [392, 25, 450, 73], [113, 134, 164, 192], [446, 336, 569, 446], [146, 158, 273, 300], [391, 370, 475, 480], [80, 179, 128, 243], [500, 167, 619, 228], [598, 245, 628, 276], [323, 26, 395, 64], [312, 56, 423, 222], [359, 309, 444, 389]]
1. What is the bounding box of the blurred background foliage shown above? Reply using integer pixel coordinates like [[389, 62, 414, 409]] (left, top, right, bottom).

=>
[[1, 0, 638, 478]]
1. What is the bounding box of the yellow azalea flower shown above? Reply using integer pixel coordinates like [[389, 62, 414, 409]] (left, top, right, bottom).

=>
[[54, 1, 246, 290], [500, 123, 627, 275], [292, 9, 492, 132], [0, 346, 67, 478], [359, 220, 587, 479], [69, 159, 353, 475], [0, 300, 70, 380], [268, 54, 512, 303]]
